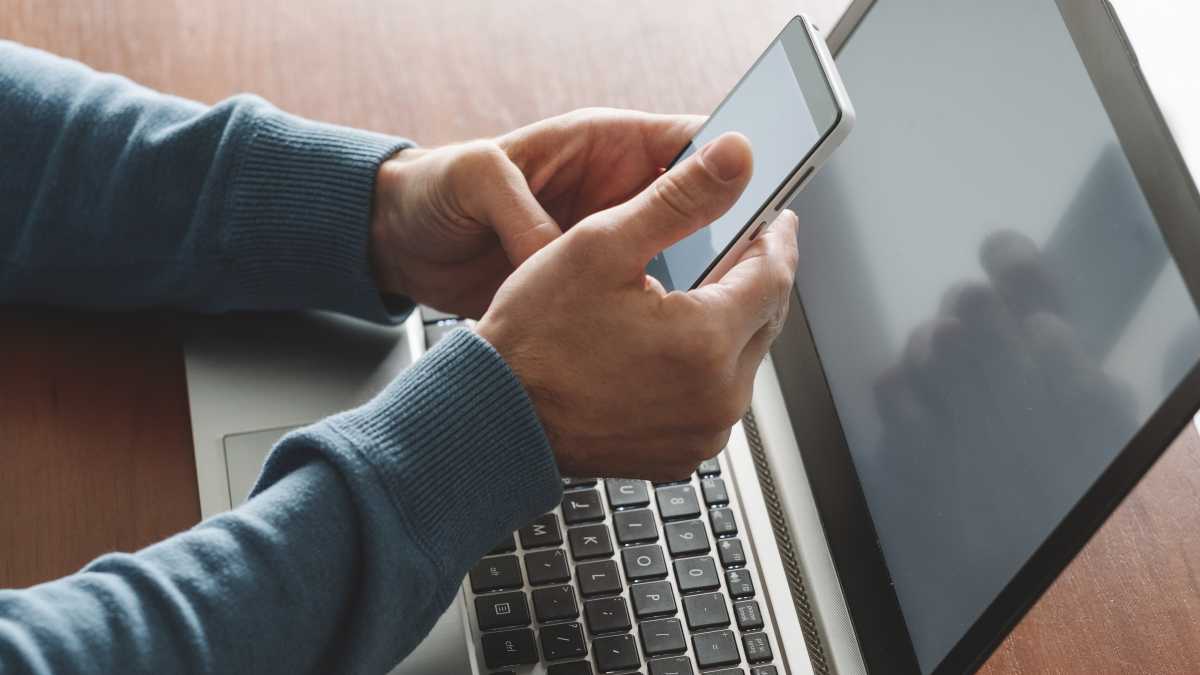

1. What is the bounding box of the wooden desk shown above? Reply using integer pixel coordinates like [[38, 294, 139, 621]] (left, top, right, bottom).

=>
[[2, 1, 1198, 672]]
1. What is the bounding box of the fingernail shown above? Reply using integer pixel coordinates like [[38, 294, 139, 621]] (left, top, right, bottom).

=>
[[700, 132, 750, 182], [780, 209, 798, 229]]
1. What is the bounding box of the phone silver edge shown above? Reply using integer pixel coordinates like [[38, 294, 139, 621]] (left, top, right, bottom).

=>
[[697, 13, 856, 289]]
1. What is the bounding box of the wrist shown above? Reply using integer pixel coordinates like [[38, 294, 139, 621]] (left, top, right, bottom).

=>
[[369, 148, 427, 297]]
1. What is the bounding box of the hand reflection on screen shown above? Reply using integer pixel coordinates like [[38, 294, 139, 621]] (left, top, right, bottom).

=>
[[869, 230, 1137, 604]]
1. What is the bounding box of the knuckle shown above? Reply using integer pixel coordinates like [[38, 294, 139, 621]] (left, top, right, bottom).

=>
[[567, 221, 614, 252], [768, 231, 799, 282], [773, 270, 794, 326], [652, 172, 702, 223], [458, 139, 510, 175], [774, 260, 795, 298], [783, 236, 800, 272], [770, 302, 790, 336]]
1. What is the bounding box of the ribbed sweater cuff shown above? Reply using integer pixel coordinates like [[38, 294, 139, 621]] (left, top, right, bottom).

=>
[[330, 328, 562, 564], [223, 103, 414, 323]]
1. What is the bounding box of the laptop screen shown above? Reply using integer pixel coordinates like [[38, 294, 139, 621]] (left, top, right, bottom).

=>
[[787, 0, 1200, 671]]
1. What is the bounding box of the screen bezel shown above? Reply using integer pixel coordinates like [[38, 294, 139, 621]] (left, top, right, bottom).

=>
[[657, 15, 844, 291], [771, 1, 1200, 673]]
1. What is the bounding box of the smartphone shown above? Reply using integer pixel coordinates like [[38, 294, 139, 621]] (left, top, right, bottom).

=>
[[646, 15, 854, 291]]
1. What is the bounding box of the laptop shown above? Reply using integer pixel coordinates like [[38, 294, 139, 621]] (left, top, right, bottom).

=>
[[183, 1, 1200, 673]]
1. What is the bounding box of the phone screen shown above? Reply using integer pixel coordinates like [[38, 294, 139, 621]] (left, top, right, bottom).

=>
[[647, 19, 841, 291]]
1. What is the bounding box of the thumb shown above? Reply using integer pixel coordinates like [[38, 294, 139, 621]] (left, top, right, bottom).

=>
[[604, 131, 752, 268]]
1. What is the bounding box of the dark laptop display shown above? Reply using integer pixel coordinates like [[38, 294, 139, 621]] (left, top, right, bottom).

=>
[[784, 0, 1200, 672]]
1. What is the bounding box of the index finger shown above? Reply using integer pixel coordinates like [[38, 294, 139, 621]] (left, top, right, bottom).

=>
[[637, 112, 707, 167], [691, 210, 800, 347]]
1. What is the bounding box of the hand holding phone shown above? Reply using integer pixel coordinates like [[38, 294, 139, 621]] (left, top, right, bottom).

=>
[[477, 130, 799, 480], [647, 15, 854, 291]]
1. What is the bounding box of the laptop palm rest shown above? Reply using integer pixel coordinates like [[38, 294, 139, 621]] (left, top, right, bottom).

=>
[[185, 310, 472, 674]]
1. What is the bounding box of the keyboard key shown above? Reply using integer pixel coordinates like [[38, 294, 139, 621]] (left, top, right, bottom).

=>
[[697, 457, 722, 476], [717, 539, 747, 568], [751, 666, 780, 675], [470, 556, 523, 593], [585, 596, 632, 635], [475, 591, 530, 631], [520, 513, 563, 549], [725, 569, 755, 599], [675, 557, 720, 593], [613, 508, 659, 545], [540, 622, 587, 661], [606, 478, 650, 509], [533, 585, 579, 623], [630, 580, 677, 619], [733, 600, 764, 631], [577, 560, 622, 597], [706, 670, 746, 675], [709, 508, 738, 537], [481, 627, 539, 668], [656, 485, 701, 520], [639, 617, 686, 656], [549, 661, 594, 675], [701, 478, 729, 506], [664, 520, 710, 557], [621, 544, 668, 581], [562, 490, 605, 524], [682, 592, 730, 630], [594, 633, 641, 673], [568, 524, 613, 560], [525, 549, 571, 586], [489, 533, 517, 555], [649, 655, 695, 675], [693, 629, 741, 669], [562, 477, 597, 489], [742, 632, 773, 663]]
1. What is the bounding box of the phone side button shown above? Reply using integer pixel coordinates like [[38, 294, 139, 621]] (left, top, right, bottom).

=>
[[748, 220, 768, 241], [774, 166, 815, 211]]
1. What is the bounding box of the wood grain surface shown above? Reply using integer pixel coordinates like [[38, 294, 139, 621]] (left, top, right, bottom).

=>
[[2, 1, 1198, 673]]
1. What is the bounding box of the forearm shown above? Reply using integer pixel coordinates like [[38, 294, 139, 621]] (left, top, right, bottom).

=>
[[0, 462, 360, 674], [0, 40, 409, 322], [0, 330, 561, 675]]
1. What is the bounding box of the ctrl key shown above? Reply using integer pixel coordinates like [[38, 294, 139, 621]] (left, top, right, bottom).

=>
[[481, 627, 538, 669]]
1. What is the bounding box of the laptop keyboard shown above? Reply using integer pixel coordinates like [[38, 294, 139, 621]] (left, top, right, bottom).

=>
[[466, 453, 782, 675]]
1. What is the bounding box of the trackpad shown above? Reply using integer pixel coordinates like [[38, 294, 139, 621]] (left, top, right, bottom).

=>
[[223, 429, 473, 673]]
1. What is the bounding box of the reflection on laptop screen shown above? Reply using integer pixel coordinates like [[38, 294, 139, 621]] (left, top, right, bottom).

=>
[[788, 0, 1200, 671]]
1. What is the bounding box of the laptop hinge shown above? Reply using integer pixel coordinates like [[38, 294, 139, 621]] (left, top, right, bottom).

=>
[[742, 409, 833, 675]]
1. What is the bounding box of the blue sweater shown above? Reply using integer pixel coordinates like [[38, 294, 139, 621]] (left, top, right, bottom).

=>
[[0, 41, 562, 674]]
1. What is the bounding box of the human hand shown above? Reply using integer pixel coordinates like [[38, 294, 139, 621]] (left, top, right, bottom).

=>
[[476, 132, 800, 480], [369, 109, 704, 318]]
